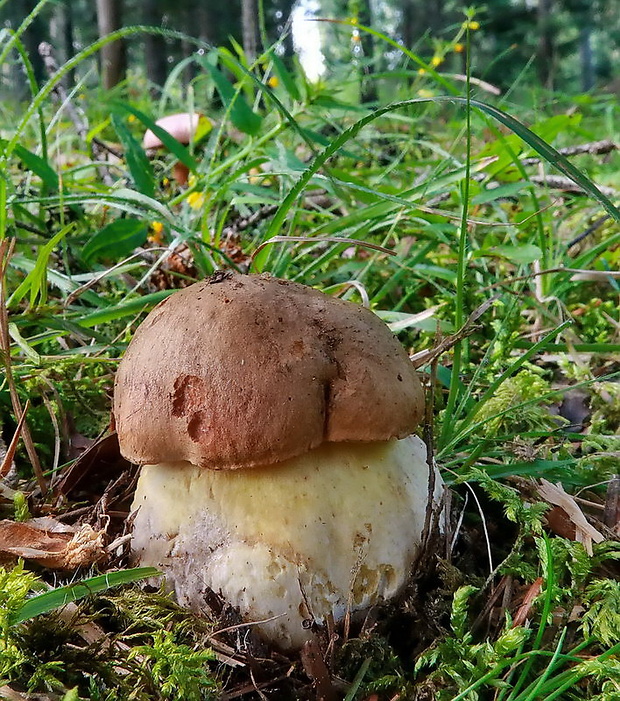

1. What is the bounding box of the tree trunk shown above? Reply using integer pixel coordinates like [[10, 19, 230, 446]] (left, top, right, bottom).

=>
[[96, 0, 126, 89], [577, 0, 595, 93], [49, 0, 75, 90], [401, 0, 415, 49], [355, 0, 377, 103], [241, 0, 259, 61], [143, 0, 168, 90], [427, 0, 444, 35], [1, 0, 25, 99], [579, 25, 594, 92], [197, 2, 216, 44], [23, 0, 46, 89], [181, 4, 197, 91], [400, 0, 444, 50], [537, 0, 554, 89]]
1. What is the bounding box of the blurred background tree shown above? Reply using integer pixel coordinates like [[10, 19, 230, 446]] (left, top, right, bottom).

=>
[[0, 0, 618, 99]]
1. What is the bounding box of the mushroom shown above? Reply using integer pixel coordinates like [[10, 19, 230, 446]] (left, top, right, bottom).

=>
[[142, 112, 210, 186], [114, 271, 443, 650]]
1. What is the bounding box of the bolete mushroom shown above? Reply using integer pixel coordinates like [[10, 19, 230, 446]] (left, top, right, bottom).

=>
[[114, 271, 443, 650], [142, 112, 211, 186]]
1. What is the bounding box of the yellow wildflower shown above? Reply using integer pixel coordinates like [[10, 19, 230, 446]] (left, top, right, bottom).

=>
[[454, 43, 465, 53], [248, 167, 262, 185], [467, 20, 480, 30], [187, 192, 205, 210], [148, 221, 165, 245], [249, 167, 273, 187], [418, 68, 427, 75], [267, 76, 279, 88], [431, 55, 443, 67]]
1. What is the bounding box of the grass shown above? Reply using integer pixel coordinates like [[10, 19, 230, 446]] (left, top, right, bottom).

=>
[[0, 4, 619, 699]]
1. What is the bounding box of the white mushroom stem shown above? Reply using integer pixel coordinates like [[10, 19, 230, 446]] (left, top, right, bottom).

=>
[[131, 435, 442, 650]]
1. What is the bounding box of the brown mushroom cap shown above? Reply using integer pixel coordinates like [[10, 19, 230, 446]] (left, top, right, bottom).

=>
[[142, 112, 203, 150], [114, 272, 424, 469]]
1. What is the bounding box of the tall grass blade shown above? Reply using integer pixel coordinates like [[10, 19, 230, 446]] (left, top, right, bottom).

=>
[[10, 567, 162, 625]]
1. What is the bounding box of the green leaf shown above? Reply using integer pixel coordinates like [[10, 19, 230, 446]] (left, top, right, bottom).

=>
[[475, 243, 542, 265], [8, 254, 102, 307], [82, 218, 148, 264], [530, 113, 581, 143], [77, 290, 173, 327], [106, 188, 177, 224], [464, 98, 620, 222], [471, 182, 528, 204], [194, 115, 214, 142], [111, 112, 156, 198], [4, 140, 59, 191], [270, 52, 301, 101], [260, 96, 620, 257], [313, 95, 367, 111], [478, 458, 576, 481], [9, 225, 73, 308], [207, 63, 262, 136], [8, 322, 42, 364], [10, 567, 162, 625]]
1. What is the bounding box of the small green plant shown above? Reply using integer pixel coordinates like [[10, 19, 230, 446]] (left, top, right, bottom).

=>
[[415, 585, 531, 698], [12, 492, 30, 522], [475, 370, 562, 438], [412, 473, 620, 701], [0, 565, 163, 691], [129, 630, 218, 701], [582, 580, 620, 648], [414, 539, 620, 699], [0, 563, 40, 681]]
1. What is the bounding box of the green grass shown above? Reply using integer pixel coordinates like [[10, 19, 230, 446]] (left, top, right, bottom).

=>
[[0, 6, 619, 699]]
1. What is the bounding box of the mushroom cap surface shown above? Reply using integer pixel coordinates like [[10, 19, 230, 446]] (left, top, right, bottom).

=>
[[142, 112, 203, 150], [114, 272, 424, 469]]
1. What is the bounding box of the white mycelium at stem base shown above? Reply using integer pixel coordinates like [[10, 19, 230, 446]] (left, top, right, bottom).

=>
[[131, 436, 435, 650], [114, 272, 443, 650]]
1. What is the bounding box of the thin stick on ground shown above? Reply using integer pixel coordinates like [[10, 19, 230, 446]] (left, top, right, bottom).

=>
[[0, 239, 47, 494], [0, 399, 30, 479]]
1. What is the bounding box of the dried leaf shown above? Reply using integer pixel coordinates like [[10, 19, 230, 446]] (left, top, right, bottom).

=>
[[54, 432, 132, 498], [300, 639, 337, 701], [0, 518, 105, 569], [512, 577, 543, 628], [545, 505, 576, 540], [538, 479, 605, 555]]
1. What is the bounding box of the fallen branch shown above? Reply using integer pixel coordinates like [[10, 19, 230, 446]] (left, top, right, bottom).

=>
[[521, 139, 617, 166], [530, 174, 618, 198]]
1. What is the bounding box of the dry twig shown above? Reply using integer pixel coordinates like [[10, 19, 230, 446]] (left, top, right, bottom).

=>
[[0, 239, 46, 493]]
